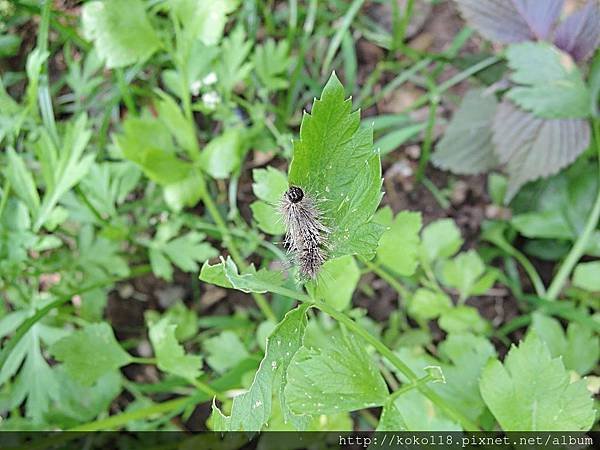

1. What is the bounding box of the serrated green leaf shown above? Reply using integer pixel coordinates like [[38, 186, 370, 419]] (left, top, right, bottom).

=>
[[480, 333, 595, 431], [529, 312, 599, 375], [216, 27, 253, 95], [201, 257, 285, 294], [211, 303, 310, 431], [149, 317, 202, 380], [505, 42, 590, 119], [252, 167, 288, 204], [82, 0, 160, 69], [170, 0, 239, 47], [204, 331, 250, 374], [420, 219, 463, 262], [432, 88, 499, 175], [288, 73, 384, 260], [50, 323, 132, 386], [285, 331, 388, 415], [254, 39, 291, 91], [306, 255, 360, 311], [155, 91, 197, 156], [377, 210, 422, 276]]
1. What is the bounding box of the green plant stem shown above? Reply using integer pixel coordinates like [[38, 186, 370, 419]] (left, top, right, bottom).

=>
[[263, 284, 479, 431], [416, 89, 439, 182], [394, 0, 414, 51], [388, 373, 434, 404], [360, 257, 410, 300], [116, 69, 137, 115], [199, 178, 277, 323], [546, 119, 600, 300]]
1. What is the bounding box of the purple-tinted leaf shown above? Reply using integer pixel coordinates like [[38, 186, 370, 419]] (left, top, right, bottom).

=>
[[455, 0, 563, 44], [432, 88, 499, 174], [513, 0, 564, 40], [554, 0, 600, 61], [492, 101, 591, 202]]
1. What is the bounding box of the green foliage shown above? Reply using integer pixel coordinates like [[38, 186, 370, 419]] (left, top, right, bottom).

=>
[[250, 167, 288, 235], [82, 0, 160, 69], [285, 332, 389, 415], [307, 255, 360, 310], [288, 73, 384, 260], [480, 333, 595, 431], [505, 43, 590, 119], [50, 323, 132, 386], [376, 208, 422, 276], [148, 317, 202, 381]]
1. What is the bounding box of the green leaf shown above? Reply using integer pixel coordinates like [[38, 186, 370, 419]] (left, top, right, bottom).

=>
[[480, 333, 595, 431], [441, 250, 486, 299], [204, 331, 250, 374], [439, 306, 489, 335], [505, 42, 590, 119], [254, 39, 291, 91], [408, 288, 452, 321], [170, 0, 239, 46], [573, 261, 600, 292], [34, 115, 94, 231], [50, 323, 132, 386], [211, 303, 310, 431], [155, 91, 197, 157], [529, 312, 599, 375], [149, 230, 217, 281], [306, 255, 360, 311], [216, 27, 253, 95], [250, 167, 288, 235], [288, 73, 384, 260], [420, 219, 463, 262], [200, 257, 285, 294], [376, 210, 422, 276], [285, 331, 388, 415], [82, 0, 160, 69], [4, 148, 40, 216], [148, 317, 202, 380], [432, 88, 499, 174], [200, 128, 244, 179]]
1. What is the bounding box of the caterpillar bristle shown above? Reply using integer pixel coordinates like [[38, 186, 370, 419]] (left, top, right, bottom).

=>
[[279, 185, 329, 280]]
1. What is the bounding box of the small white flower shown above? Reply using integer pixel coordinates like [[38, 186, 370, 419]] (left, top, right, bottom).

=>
[[202, 72, 218, 86], [202, 91, 221, 108], [190, 80, 202, 96]]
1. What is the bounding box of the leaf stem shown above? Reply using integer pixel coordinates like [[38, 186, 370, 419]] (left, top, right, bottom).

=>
[[199, 178, 277, 322], [360, 257, 411, 299], [546, 119, 600, 300]]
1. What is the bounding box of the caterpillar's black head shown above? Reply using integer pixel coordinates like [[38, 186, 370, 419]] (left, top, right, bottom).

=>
[[286, 186, 304, 204]]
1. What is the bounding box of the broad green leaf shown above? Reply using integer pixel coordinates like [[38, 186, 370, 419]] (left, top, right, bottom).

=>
[[480, 333, 595, 431], [50, 323, 132, 386], [492, 101, 590, 202], [199, 128, 244, 179], [285, 331, 388, 415], [156, 92, 197, 156], [5, 148, 40, 216], [251, 167, 288, 235], [432, 88, 499, 174], [204, 331, 250, 374], [441, 250, 486, 299], [573, 261, 600, 292], [170, 0, 239, 46], [288, 73, 384, 260], [376, 210, 422, 276], [82, 0, 160, 69], [149, 317, 202, 380], [505, 42, 590, 119], [307, 255, 360, 311], [529, 313, 599, 375], [162, 168, 205, 211], [408, 288, 452, 321], [420, 219, 463, 262], [211, 303, 310, 431], [439, 306, 489, 335]]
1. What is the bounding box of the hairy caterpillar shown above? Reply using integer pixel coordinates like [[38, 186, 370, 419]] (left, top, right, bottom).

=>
[[279, 186, 329, 279]]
